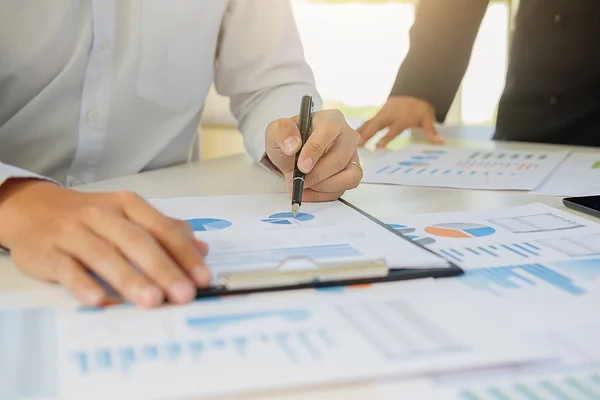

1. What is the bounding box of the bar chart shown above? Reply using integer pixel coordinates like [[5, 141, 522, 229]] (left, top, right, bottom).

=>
[[363, 146, 568, 190], [433, 238, 600, 266], [69, 326, 336, 376], [458, 370, 600, 400], [436, 241, 550, 264], [206, 243, 362, 270], [458, 264, 588, 296]]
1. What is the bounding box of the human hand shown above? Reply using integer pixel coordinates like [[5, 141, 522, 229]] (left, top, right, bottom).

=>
[[0, 179, 210, 308], [265, 109, 362, 202], [357, 96, 443, 147]]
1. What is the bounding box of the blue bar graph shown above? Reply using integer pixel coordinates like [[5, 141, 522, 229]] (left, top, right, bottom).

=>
[[186, 309, 310, 331], [69, 327, 336, 376], [457, 372, 600, 400], [459, 264, 586, 296], [437, 242, 550, 263], [552, 259, 600, 281]]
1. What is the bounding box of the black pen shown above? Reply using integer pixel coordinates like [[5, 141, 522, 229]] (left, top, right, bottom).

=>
[[291, 95, 314, 217]]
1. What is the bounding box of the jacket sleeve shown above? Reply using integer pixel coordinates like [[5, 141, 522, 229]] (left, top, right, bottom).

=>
[[390, 0, 490, 122]]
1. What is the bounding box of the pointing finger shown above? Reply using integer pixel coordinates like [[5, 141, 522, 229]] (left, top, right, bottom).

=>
[[298, 110, 343, 173], [265, 118, 302, 173]]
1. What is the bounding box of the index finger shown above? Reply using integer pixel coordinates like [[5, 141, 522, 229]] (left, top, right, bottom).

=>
[[116, 193, 211, 287], [298, 110, 343, 173]]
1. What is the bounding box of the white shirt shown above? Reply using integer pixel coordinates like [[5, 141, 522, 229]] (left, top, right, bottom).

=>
[[0, 0, 321, 187]]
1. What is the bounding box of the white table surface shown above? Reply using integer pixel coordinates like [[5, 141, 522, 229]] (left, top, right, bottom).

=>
[[1, 131, 598, 400]]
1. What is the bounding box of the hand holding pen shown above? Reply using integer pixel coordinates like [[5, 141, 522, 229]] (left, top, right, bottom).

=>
[[264, 97, 364, 207]]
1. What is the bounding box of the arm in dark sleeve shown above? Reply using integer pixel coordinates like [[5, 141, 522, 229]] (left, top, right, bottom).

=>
[[390, 0, 490, 122]]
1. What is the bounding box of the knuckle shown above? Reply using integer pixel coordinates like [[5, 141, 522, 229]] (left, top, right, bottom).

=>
[[326, 109, 344, 121], [271, 118, 295, 132], [116, 191, 143, 205], [155, 217, 182, 235], [305, 142, 326, 158], [306, 170, 321, 187], [178, 219, 194, 235], [334, 153, 348, 172], [77, 205, 105, 221], [321, 121, 339, 137]]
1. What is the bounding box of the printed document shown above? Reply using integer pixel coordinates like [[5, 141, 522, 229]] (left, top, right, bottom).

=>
[[531, 152, 600, 197], [149, 194, 450, 277], [362, 145, 568, 190], [0, 280, 549, 400]]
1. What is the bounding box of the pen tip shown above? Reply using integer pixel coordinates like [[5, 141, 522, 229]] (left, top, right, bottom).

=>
[[292, 203, 299, 218]]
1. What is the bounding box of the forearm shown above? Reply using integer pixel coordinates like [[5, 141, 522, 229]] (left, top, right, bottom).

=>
[[391, 0, 489, 122]]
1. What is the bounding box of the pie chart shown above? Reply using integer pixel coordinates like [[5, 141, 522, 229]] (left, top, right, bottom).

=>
[[425, 223, 496, 238], [262, 212, 315, 225], [187, 218, 232, 232]]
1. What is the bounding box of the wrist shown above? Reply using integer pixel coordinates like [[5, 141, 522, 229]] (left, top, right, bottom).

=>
[[0, 179, 64, 248]]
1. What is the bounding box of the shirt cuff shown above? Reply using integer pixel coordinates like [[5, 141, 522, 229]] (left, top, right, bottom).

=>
[[0, 164, 62, 190]]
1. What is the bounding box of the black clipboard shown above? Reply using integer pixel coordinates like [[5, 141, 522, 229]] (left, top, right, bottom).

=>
[[194, 199, 463, 299]]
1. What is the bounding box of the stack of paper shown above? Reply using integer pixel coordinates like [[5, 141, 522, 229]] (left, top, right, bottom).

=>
[[0, 280, 548, 400], [373, 203, 600, 399], [2, 197, 599, 399]]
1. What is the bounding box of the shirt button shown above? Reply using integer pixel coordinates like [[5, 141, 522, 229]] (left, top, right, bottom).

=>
[[87, 109, 100, 121]]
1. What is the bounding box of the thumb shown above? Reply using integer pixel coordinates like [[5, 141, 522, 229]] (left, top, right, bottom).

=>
[[422, 116, 444, 144], [265, 117, 302, 173]]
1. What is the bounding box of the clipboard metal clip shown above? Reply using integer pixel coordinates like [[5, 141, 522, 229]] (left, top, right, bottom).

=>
[[217, 256, 389, 291]]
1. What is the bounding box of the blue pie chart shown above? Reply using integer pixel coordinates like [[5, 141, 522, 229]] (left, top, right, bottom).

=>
[[262, 212, 315, 225], [187, 218, 232, 232]]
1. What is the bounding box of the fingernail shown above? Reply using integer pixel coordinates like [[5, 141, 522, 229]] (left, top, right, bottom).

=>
[[192, 266, 211, 286], [282, 137, 300, 155], [170, 280, 196, 303], [84, 289, 104, 305], [301, 157, 314, 172], [136, 286, 163, 307]]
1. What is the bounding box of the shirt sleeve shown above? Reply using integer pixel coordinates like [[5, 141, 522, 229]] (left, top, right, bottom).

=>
[[213, 0, 322, 172], [390, 0, 489, 122], [0, 162, 60, 189]]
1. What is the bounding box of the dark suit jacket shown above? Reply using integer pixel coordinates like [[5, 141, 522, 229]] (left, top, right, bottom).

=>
[[391, 0, 600, 147]]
